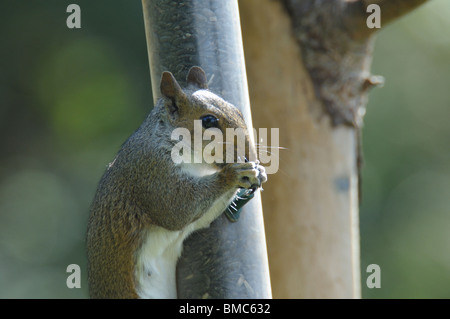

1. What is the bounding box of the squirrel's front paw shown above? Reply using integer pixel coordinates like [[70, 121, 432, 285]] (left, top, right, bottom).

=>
[[224, 162, 267, 190]]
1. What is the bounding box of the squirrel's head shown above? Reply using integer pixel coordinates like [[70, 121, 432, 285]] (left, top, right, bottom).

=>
[[159, 66, 256, 167]]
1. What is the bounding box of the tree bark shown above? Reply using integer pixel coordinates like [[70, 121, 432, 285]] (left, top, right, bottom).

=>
[[239, 0, 429, 298]]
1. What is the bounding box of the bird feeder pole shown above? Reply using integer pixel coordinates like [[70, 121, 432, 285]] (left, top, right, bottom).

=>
[[141, 0, 272, 298]]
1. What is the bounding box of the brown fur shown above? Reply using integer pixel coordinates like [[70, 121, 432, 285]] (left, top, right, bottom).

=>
[[86, 67, 266, 298]]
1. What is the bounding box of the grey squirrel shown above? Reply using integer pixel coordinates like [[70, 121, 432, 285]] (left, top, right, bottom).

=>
[[86, 66, 267, 299]]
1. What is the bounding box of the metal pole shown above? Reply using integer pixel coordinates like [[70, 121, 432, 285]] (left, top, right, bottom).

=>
[[141, 0, 271, 298]]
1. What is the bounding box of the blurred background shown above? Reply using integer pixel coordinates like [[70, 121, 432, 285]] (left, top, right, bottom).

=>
[[0, 0, 448, 298]]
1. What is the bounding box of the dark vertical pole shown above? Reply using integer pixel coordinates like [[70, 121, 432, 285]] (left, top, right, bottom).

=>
[[141, 0, 271, 298]]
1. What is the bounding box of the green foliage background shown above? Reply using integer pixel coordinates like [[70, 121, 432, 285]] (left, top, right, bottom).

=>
[[0, 0, 448, 298]]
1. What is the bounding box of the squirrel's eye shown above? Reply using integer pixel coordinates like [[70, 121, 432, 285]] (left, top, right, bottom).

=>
[[201, 115, 219, 129]]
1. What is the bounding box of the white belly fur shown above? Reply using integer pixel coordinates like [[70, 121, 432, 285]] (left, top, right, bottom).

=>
[[135, 189, 237, 299]]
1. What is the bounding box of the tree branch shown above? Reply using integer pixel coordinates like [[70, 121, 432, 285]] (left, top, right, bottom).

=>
[[281, 0, 430, 126], [343, 0, 430, 39]]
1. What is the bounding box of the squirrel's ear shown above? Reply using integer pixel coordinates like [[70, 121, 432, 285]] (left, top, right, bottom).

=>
[[160, 71, 184, 101], [187, 66, 208, 89]]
